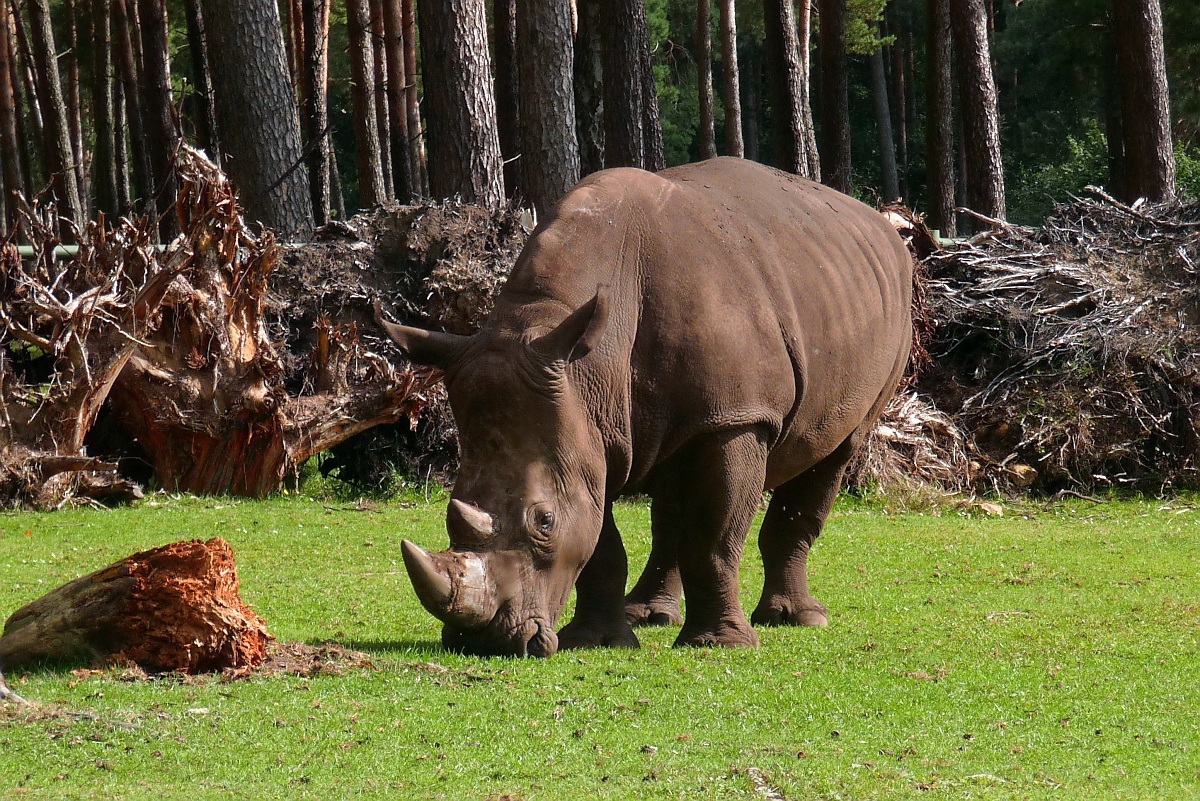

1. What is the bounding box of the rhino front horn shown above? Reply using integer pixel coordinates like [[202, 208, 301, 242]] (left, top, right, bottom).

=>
[[401, 540, 453, 615]]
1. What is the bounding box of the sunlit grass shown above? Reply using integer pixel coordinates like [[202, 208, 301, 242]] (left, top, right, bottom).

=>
[[1, 492, 1198, 799]]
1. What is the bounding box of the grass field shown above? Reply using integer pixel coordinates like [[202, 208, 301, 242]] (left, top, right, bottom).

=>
[[1, 490, 1198, 799]]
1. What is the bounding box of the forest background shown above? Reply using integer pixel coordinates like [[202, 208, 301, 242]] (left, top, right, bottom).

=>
[[0, 0, 1196, 248]]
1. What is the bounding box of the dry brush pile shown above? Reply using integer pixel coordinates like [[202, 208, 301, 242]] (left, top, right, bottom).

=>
[[854, 189, 1200, 497]]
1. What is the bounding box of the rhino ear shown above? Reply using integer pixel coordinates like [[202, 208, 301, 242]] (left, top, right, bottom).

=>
[[374, 300, 468, 369], [531, 287, 610, 364]]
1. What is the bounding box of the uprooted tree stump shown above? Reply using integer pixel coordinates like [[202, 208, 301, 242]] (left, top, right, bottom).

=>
[[0, 538, 270, 673]]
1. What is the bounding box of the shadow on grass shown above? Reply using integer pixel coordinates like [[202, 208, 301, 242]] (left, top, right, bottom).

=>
[[318, 639, 445, 656]]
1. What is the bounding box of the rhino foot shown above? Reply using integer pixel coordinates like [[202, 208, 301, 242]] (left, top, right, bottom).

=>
[[675, 619, 760, 648], [558, 617, 640, 650], [751, 596, 829, 628], [624, 600, 683, 627]]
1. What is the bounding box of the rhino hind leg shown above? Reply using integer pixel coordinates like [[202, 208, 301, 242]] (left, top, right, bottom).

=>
[[559, 507, 641, 650], [670, 427, 769, 649], [624, 484, 684, 627], [751, 435, 858, 628]]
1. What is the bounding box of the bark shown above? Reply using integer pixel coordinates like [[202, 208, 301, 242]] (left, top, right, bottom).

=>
[[1112, 0, 1174, 202], [113, 0, 153, 215], [600, 0, 644, 168], [640, 35, 664, 172], [0, 1, 22, 231], [517, 0, 580, 215], [302, 0, 332, 225], [950, 0, 1005, 220], [402, 0, 428, 195], [573, 0, 604, 176], [200, 0, 313, 238], [926, 0, 955, 237], [91, 0, 119, 220], [114, 74, 132, 212], [65, 0, 85, 212], [11, 5, 43, 186], [493, 0, 520, 195], [25, 0, 84, 236], [382, 0, 413, 200], [347, 0, 387, 208], [717, 0, 742, 157], [764, 0, 812, 177], [182, 0, 221, 160], [696, 0, 716, 160], [890, 8, 909, 200], [743, 48, 760, 161], [0, 539, 270, 673], [417, 0, 505, 206], [330, 149, 347, 218], [869, 41, 899, 201], [1104, 32, 1127, 202], [370, 0, 395, 200], [797, 0, 819, 179], [137, 0, 180, 238], [818, 0, 852, 193]]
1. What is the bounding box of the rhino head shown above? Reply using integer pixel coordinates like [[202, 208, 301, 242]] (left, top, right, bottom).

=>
[[376, 291, 610, 657]]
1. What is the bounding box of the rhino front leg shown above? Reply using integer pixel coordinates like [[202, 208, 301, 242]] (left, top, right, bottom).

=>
[[624, 486, 684, 627], [751, 435, 857, 628], [673, 428, 768, 649], [559, 506, 640, 650]]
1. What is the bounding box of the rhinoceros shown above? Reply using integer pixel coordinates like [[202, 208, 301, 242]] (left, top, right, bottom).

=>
[[377, 157, 911, 657]]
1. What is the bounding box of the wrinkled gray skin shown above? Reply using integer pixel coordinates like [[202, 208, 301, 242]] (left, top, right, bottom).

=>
[[379, 158, 911, 657]]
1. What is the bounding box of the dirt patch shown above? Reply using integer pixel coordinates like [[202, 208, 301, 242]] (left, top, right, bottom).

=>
[[233, 641, 377, 680]]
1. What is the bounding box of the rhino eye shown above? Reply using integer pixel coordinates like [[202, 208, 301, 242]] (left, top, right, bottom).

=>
[[535, 509, 555, 533]]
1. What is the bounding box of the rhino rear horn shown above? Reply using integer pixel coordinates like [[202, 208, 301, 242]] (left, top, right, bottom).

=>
[[448, 499, 493, 540], [374, 300, 468, 369], [531, 287, 610, 363]]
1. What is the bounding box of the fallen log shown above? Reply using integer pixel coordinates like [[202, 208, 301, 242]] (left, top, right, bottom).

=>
[[0, 538, 270, 673]]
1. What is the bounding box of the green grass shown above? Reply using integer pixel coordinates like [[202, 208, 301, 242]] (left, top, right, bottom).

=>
[[1, 492, 1198, 799]]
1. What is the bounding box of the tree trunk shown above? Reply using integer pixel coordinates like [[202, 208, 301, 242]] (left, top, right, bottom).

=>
[[91, 0, 119, 220], [1112, 0, 1174, 202], [950, 0, 1004, 220], [370, 0, 395, 200], [114, 73, 132, 212], [797, 0, 819, 179], [493, 0, 520, 196], [573, 0, 604, 176], [288, 0, 304, 102], [869, 41, 899, 201], [0, 539, 270, 673], [743, 48, 760, 162], [137, 0, 180, 238], [182, 0, 221, 160], [382, 0, 413, 201], [65, 0, 85, 213], [113, 0, 154, 215], [11, 5, 44, 189], [818, 0, 852, 193], [330, 148, 347, 217], [764, 0, 811, 177], [890, 8, 909, 201], [346, 0, 387, 208], [926, 0, 955, 236], [641, 35, 664, 172], [1104, 31, 1127, 202], [402, 0, 428, 195], [600, 0, 644, 168], [417, 0, 505, 206], [200, 0, 313, 238], [696, 0, 716, 160], [717, 0, 742, 157], [25, 0, 84, 236], [301, 0, 332, 225], [0, 0, 23, 231], [517, 0, 579, 215]]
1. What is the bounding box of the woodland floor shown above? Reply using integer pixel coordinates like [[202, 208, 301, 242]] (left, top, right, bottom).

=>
[[0, 489, 1197, 799]]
